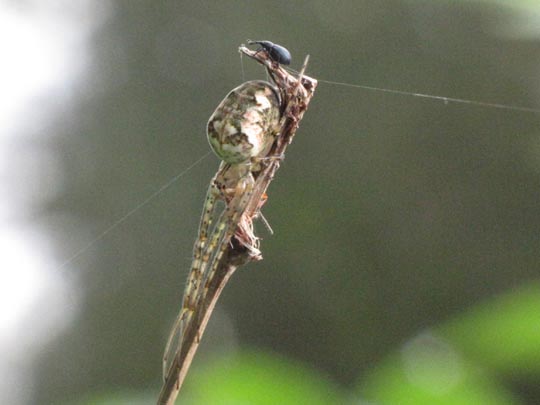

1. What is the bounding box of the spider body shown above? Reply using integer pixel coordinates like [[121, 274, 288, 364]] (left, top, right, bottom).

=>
[[207, 80, 281, 164], [162, 43, 317, 394], [248, 40, 291, 65], [163, 82, 281, 371]]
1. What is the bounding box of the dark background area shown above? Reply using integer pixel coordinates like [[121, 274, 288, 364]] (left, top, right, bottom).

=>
[[8, 1, 540, 404]]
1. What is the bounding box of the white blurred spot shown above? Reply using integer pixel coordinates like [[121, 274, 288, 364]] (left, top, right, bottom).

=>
[[0, 228, 75, 344], [401, 331, 464, 395], [0, 227, 77, 405], [0, 2, 111, 404], [0, 1, 111, 136]]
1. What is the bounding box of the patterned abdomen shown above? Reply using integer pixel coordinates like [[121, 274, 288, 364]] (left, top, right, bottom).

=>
[[207, 80, 281, 164]]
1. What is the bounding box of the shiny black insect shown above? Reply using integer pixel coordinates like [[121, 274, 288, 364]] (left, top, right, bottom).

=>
[[248, 40, 291, 65]]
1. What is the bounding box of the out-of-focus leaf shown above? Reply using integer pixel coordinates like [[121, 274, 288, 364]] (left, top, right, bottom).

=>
[[359, 350, 519, 405], [442, 283, 540, 373], [181, 349, 344, 405], [357, 283, 540, 404], [359, 333, 519, 405]]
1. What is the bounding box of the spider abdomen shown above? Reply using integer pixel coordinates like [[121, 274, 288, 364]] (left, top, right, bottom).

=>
[[207, 80, 281, 164]]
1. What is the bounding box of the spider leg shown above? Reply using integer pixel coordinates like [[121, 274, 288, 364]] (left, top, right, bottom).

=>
[[162, 168, 222, 378], [165, 171, 255, 361], [197, 174, 256, 307], [179, 206, 231, 348], [183, 173, 222, 311]]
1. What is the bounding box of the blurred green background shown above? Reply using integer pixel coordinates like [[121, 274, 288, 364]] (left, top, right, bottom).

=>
[[6, 0, 540, 404]]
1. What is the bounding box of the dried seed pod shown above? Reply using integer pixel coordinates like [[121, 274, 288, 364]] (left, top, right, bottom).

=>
[[207, 80, 281, 164]]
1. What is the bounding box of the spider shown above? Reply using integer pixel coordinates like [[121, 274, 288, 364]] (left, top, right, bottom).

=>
[[162, 79, 284, 377], [158, 43, 316, 402]]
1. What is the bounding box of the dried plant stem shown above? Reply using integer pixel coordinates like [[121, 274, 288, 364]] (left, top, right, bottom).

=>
[[157, 248, 249, 405], [157, 45, 317, 405]]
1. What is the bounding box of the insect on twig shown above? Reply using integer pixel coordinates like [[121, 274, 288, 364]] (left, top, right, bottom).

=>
[[157, 42, 317, 404]]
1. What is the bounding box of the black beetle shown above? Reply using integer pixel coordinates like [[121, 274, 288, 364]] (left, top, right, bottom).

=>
[[248, 40, 291, 65]]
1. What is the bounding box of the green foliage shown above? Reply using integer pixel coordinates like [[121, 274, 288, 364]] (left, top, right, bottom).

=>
[[77, 285, 540, 404], [443, 283, 540, 373], [359, 353, 519, 405], [181, 350, 345, 404], [358, 284, 540, 404]]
